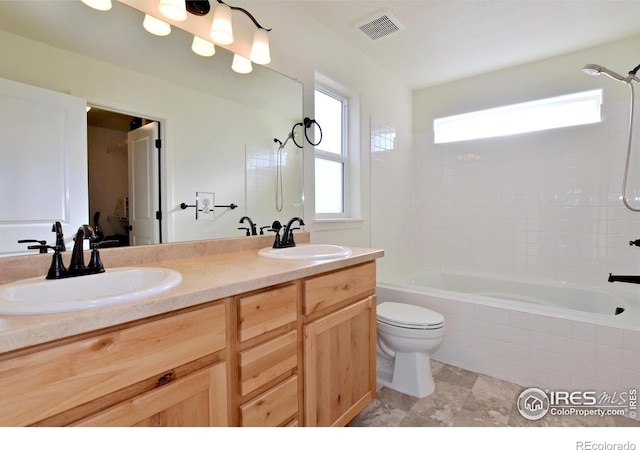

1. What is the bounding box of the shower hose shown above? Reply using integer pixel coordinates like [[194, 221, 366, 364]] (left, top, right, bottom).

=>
[[622, 82, 640, 212]]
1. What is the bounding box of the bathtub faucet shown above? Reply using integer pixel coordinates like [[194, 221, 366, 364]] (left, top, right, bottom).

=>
[[608, 273, 640, 284]]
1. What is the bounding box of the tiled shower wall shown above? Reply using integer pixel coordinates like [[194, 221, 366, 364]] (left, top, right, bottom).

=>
[[373, 36, 640, 292]]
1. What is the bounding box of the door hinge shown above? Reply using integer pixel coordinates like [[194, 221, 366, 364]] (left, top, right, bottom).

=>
[[156, 211, 162, 220], [155, 138, 161, 149]]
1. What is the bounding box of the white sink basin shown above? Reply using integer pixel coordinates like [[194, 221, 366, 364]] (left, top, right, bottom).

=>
[[258, 244, 352, 260], [0, 267, 182, 315]]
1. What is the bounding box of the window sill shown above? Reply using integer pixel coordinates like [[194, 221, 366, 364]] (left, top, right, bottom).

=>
[[313, 217, 365, 231]]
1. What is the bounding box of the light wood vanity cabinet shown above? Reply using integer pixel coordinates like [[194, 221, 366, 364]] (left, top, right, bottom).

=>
[[302, 262, 377, 427], [235, 283, 301, 426], [0, 257, 379, 427], [72, 362, 228, 426], [0, 302, 229, 427]]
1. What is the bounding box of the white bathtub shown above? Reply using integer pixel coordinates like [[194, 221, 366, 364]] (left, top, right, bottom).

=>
[[376, 271, 640, 398], [407, 272, 636, 320]]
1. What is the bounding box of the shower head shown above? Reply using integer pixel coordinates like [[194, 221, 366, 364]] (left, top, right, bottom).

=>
[[582, 64, 626, 82]]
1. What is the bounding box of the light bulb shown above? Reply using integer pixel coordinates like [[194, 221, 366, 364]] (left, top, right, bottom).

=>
[[81, 0, 112, 11], [159, 0, 187, 21], [250, 28, 271, 65], [210, 3, 233, 45], [192, 36, 216, 57], [143, 14, 171, 36], [231, 54, 252, 74]]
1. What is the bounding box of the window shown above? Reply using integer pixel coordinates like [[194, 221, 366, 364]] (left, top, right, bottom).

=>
[[315, 87, 348, 216], [433, 89, 602, 144]]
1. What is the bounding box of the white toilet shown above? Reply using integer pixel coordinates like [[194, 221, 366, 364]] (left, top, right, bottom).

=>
[[376, 302, 445, 398]]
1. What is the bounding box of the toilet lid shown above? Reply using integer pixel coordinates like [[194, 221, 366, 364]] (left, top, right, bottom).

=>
[[377, 302, 444, 328]]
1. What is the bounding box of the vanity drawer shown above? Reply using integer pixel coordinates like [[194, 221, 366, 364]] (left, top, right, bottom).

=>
[[238, 283, 297, 342], [239, 330, 297, 396], [304, 262, 376, 316], [0, 302, 226, 426], [239, 375, 298, 427]]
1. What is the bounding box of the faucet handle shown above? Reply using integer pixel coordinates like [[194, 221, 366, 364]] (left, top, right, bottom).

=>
[[269, 221, 283, 248], [259, 225, 271, 235], [18, 239, 48, 253], [46, 245, 67, 279], [270, 220, 282, 232], [88, 242, 106, 272]]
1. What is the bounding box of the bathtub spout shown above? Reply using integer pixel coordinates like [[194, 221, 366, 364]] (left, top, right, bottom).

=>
[[608, 273, 640, 284]]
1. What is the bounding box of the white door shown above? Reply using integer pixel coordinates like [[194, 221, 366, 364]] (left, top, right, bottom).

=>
[[128, 122, 160, 246], [0, 78, 87, 256]]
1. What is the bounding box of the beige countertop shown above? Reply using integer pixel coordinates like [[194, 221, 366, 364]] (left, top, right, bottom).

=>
[[0, 235, 383, 354]]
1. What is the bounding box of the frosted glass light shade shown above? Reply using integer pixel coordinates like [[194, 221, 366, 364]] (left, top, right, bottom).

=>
[[231, 54, 252, 74], [250, 28, 270, 65], [192, 36, 216, 57], [159, 0, 187, 21], [81, 0, 112, 11], [143, 14, 171, 36], [210, 3, 233, 45]]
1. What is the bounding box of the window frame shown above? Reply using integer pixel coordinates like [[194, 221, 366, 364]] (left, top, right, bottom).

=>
[[314, 84, 349, 219], [433, 89, 603, 144]]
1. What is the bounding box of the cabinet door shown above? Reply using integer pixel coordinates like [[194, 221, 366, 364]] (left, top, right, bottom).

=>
[[0, 303, 226, 426], [72, 362, 228, 427], [303, 296, 376, 427]]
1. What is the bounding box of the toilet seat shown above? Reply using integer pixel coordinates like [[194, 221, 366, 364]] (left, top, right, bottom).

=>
[[377, 302, 444, 330]]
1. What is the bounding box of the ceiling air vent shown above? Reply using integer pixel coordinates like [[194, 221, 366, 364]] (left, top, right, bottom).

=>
[[355, 10, 405, 41]]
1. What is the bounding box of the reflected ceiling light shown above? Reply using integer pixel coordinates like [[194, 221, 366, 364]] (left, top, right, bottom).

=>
[[210, 2, 234, 45], [192, 36, 216, 57], [209, 1, 272, 64], [231, 54, 252, 74], [143, 14, 171, 36], [81, 0, 112, 11], [159, 0, 187, 21], [250, 28, 270, 65]]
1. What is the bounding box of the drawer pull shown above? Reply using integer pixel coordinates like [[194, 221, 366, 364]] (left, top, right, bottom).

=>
[[157, 371, 175, 386]]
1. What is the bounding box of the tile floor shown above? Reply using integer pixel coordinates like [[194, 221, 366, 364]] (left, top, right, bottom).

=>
[[348, 361, 639, 427]]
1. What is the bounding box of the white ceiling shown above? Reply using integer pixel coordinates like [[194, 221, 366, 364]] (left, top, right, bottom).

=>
[[299, 1, 640, 89], [1, 1, 639, 93]]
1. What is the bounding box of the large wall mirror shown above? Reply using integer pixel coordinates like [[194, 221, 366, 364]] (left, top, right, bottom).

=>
[[0, 0, 303, 257]]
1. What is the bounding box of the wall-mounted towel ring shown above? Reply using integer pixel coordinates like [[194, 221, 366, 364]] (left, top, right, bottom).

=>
[[292, 117, 323, 148]]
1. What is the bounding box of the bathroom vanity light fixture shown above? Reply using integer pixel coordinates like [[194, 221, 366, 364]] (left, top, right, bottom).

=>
[[210, 0, 272, 65], [143, 14, 172, 36], [82, 0, 271, 72], [192, 36, 215, 57], [81, 0, 112, 11], [159, 0, 188, 21], [231, 54, 252, 74]]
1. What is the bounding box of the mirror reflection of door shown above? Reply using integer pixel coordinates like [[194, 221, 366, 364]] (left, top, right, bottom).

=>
[[128, 122, 160, 246], [87, 108, 160, 247]]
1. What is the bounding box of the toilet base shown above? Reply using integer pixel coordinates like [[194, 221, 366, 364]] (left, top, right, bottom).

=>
[[376, 351, 435, 398]]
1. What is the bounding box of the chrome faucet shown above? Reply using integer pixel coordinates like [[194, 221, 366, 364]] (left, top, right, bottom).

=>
[[238, 216, 257, 236]]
